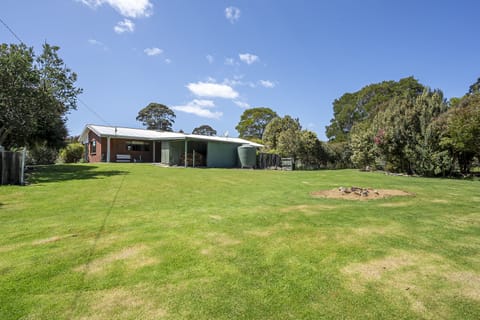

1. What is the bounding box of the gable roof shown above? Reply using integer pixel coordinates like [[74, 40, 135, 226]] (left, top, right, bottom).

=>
[[79, 124, 263, 147]]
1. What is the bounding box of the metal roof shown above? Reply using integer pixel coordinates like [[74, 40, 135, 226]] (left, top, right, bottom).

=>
[[79, 124, 263, 147]]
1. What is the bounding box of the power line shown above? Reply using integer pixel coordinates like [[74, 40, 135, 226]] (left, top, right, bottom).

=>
[[78, 98, 111, 126], [0, 16, 111, 127], [0, 17, 24, 44]]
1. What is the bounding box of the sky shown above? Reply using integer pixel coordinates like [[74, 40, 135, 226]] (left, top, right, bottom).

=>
[[1, 0, 479, 140]]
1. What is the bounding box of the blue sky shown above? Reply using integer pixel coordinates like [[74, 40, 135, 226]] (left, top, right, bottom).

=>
[[2, 0, 479, 140]]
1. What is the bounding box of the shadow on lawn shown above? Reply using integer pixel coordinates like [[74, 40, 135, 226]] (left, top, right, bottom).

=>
[[27, 164, 128, 184]]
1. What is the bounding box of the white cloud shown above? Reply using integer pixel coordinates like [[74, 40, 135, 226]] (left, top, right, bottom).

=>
[[234, 101, 250, 109], [206, 54, 214, 64], [187, 81, 239, 99], [223, 77, 255, 88], [239, 53, 259, 65], [164, 58, 172, 64], [225, 6, 241, 23], [191, 99, 215, 107], [114, 19, 135, 33], [173, 100, 222, 119], [88, 39, 102, 46], [223, 78, 242, 87], [144, 47, 163, 56], [259, 80, 275, 88], [224, 57, 236, 66], [87, 39, 108, 50], [80, 0, 153, 18]]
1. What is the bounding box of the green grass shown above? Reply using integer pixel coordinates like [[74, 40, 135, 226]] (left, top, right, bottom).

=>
[[0, 164, 479, 319]]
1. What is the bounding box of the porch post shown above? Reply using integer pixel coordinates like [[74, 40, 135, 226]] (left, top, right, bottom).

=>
[[184, 138, 188, 168], [153, 141, 156, 162], [106, 137, 111, 163]]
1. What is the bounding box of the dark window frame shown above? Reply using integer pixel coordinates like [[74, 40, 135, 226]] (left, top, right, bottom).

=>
[[90, 139, 97, 154], [126, 140, 151, 152]]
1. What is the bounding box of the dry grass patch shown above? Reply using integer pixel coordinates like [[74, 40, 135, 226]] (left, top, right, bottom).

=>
[[333, 223, 405, 245], [0, 242, 24, 253], [342, 250, 480, 318], [75, 245, 157, 275], [78, 287, 166, 320], [199, 232, 242, 256], [2, 233, 78, 252], [430, 199, 450, 204], [200, 248, 212, 255], [32, 234, 77, 246], [447, 272, 480, 301], [448, 213, 480, 228], [377, 202, 410, 207], [244, 229, 274, 238], [342, 251, 417, 285], [280, 204, 336, 214], [207, 233, 241, 246]]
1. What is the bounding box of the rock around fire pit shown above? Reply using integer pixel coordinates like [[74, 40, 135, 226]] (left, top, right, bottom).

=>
[[311, 186, 412, 201]]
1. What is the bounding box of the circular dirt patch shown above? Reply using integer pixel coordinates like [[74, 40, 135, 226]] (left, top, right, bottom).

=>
[[311, 188, 412, 201]]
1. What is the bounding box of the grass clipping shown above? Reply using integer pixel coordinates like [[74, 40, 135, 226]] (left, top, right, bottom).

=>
[[311, 186, 411, 201]]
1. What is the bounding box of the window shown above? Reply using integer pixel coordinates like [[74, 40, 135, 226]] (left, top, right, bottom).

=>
[[90, 140, 96, 154], [126, 141, 150, 152]]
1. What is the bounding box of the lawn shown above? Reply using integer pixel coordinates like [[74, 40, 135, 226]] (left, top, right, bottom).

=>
[[0, 164, 479, 319]]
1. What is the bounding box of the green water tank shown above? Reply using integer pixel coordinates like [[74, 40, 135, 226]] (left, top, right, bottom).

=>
[[238, 144, 257, 168]]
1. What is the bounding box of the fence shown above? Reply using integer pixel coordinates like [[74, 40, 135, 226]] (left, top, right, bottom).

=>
[[281, 158, 294, 171], [0, 149, 26, 185], [256, 153, 282, 169]]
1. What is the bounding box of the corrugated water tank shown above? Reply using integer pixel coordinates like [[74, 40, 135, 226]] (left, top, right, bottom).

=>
[[238, 144, 256, 168]]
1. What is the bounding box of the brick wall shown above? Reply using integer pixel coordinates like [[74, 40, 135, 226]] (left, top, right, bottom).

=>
[[86, 130, 155, 163], [110, 139, 153, 162], [87, 131, 103, 162]]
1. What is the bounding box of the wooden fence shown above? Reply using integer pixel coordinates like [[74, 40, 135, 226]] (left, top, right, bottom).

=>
[[0, 149, 26, 185], [256, 153, 282, 169]]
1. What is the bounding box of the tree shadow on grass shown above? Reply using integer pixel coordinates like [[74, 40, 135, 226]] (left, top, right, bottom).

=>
[[27, 164, 128, 184]]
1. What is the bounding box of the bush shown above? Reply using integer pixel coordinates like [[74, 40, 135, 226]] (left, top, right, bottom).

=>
[[59, 143, 84, 163], [26, 142, 58, 165]]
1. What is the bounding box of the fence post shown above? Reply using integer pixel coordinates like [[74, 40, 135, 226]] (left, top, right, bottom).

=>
[[1, 149, 6, 185], [20, 148, 26, 185]]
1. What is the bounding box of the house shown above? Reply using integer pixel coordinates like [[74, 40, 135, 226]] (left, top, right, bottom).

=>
[[79, 124, 262, 168]]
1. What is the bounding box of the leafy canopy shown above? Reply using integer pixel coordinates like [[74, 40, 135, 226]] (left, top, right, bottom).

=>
[[192, 125, 217, 136], [235, 107, 277, 140], [439, 93, 480, 173], [263, 115, 301, 153], [325, 77, 425, 142], [0, 43, 82, 149], [136, 103, 176, 131]]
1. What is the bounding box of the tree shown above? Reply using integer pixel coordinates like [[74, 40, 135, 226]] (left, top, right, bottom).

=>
[[349, 122, 377, 170], [136, 103, 176, 131], [468, 77, 480, 95], [352, 88, 451, 175], [325, 77, 425, 142], [0, 43, 82, 149], [235, 107, 277, 140], [263, 115, 301, 152], [192, 124, 217, 136], [277, 128, 301, 158], [297, 130, 325, 168], [440, 93, 480, 173]]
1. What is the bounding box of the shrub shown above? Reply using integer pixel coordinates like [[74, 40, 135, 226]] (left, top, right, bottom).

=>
[[59, 143, 84, 163], [26, 142, 58, 165]]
